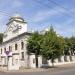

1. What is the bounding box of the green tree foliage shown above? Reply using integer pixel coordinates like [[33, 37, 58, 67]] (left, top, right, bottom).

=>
[[27, 26, 65, 67], [27, 32, 42, 68], [64, 36, 75, 55], [40, 26, 65, 66]]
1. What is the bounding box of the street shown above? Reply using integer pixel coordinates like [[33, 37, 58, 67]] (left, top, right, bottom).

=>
[[0, 67, 75, 75]]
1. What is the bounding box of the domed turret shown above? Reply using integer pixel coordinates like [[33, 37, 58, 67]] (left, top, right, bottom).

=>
[[9, 14, 24, 22]]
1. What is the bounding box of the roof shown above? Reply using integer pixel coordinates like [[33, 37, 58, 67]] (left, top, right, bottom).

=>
[[1, 32, 31, 45], [6, 14, 27, 25]]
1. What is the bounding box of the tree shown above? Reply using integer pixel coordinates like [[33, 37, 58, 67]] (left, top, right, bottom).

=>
[[64, 36, 75, 61], [27, 32, 42, 68], [64, 36, 75, 56], [27, 26, 65, 67], [40, 26, 65, 66]]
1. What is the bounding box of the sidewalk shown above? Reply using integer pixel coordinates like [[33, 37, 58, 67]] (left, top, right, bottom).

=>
[[1, 63, 75, 73]]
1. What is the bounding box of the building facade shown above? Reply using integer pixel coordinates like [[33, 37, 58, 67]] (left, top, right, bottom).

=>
[[0, 14, 75, 70], [0, 14, 42, 70]]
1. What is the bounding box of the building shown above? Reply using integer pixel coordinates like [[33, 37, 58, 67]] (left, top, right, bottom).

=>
[[0, 14, 42, 70], [0, 14, 75, 70]]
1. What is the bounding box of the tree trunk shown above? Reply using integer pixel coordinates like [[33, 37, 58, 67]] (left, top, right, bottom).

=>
[[52, 62, 54, 67], [70, 55, 72, 61], [51, 58, 54, 67], [35, 54, 38, 68]]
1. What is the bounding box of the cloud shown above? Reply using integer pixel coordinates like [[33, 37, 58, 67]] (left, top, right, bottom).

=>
[[0, 13, 8, 32], [12, 0, 24, 8], [33, 7, 66, 22], [54, 19, 75, 37]]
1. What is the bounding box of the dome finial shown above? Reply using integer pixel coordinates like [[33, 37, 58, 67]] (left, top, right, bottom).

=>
[[12, 13, 21, 18]]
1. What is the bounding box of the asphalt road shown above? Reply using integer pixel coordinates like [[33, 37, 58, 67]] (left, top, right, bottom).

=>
[[1, 68, 75, 75]]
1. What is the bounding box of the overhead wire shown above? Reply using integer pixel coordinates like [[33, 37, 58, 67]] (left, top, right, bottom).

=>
[[33, 0, 75, 20]]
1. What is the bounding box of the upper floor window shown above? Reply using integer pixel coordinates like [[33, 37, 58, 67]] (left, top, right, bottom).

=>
[[4, 47, 6, 52], [1, 48, 2, 54], [15, 44, 18, 50], [9, 46, 12, 51], [21, 42, 24, 49]]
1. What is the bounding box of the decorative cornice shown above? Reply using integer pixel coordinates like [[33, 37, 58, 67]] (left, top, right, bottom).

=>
[[6, 20, 27, 25], [2, 32, 31, 45]]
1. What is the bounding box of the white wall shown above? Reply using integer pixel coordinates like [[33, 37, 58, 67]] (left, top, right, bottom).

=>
[[38, 56, 42, 68], [48, 55, 75, 66], [29, 54, 36, 68]]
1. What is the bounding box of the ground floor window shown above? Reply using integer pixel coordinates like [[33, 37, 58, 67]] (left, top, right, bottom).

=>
[[4, 47, 6, 52], [21, 52, 24, 60], [1, 48, 2, 54]]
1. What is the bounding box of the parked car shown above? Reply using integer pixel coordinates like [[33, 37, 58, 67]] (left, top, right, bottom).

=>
[[41, 64, 50, 68]]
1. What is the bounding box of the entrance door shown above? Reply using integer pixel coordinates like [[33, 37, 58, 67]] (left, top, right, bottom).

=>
[[8, 55, 20, 70], [8, 56, 13, 70]]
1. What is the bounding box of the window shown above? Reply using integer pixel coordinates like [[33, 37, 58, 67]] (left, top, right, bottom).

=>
[[1, 48, 2, 54], [15, 44, 18, 50], [21, 52, 24, 60], [21, 42, 24, 49], [4, 47, 6, 52], [9, 46, 12, 51]]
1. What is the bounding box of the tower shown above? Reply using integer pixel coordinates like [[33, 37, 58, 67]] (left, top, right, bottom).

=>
[[3, 14, 27, 42]]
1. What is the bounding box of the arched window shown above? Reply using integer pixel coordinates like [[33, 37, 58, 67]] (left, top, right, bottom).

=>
[[1, 48, 2, 54], [21, 52, 24, 60], [15, 44, 18, 50], [21, 42, 24, 49], [9, 46, 12, 51], [4, 47, 6, 52]]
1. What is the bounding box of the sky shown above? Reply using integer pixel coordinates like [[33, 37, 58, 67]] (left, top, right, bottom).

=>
[[0, 0, 75, 37]]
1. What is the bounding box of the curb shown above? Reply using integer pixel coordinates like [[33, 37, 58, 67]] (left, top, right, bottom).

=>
[[1, 63, 75, 73]]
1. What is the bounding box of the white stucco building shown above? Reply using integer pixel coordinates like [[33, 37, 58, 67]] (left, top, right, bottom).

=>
[[0, 14, 43, 70], [0, 14, 75, 70]]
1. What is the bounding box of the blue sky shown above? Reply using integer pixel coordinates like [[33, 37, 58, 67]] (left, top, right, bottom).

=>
[[0, 0, 75, 37]]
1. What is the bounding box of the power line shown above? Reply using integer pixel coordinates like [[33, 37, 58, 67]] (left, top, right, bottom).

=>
[[48, 0, 74, 18], [0, 0, 74, 21], [0, 0, 74, 19], [0, 10, 10, 16], [48, 0, 72, 13], [33, 0, 75, 20]]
